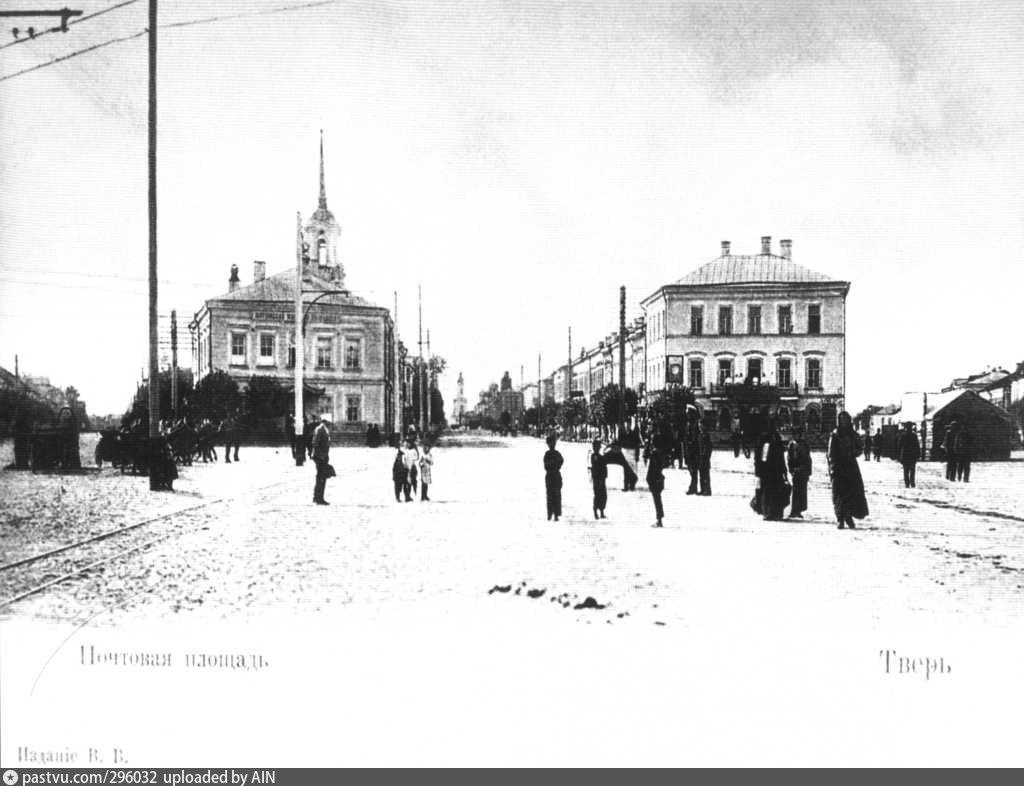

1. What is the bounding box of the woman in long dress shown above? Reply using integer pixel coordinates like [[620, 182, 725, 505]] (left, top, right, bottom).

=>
[[827, 411, 869, 529], [543, 434, 564, 521], [756, 425, 789, 521]]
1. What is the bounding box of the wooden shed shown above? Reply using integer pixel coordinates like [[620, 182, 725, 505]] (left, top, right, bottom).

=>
[[915, 389, 1015, 461]]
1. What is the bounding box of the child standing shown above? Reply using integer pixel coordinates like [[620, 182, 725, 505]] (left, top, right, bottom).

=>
[[419, 443, 434, 501]]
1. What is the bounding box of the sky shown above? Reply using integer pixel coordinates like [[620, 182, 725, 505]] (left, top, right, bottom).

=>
[[1, 0, 1023, 416]]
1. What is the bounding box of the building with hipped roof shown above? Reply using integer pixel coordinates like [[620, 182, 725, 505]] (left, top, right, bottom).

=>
[[640, 236, 850, 437], [188, 134, 397, 440]]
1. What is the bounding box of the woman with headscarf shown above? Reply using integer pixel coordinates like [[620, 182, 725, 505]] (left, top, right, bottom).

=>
[[756, 421, 789, 521], [827, 411, 869, 529], [543, 433, 564, 521]]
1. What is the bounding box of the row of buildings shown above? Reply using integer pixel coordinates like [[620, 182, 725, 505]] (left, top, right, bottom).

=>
[[187, 135, 435, 441], [501, 236, 851, 438]]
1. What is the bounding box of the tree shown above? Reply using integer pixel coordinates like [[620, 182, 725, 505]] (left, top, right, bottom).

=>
[[124, 368, 194, 426], [189, 370, 240, 423], [559, 397, 587, 433], [245, 375, 290, 420], [647, 386, 696, 434]]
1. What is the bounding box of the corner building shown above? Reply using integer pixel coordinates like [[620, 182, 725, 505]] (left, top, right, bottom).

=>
[[641, 236, 850, 438]]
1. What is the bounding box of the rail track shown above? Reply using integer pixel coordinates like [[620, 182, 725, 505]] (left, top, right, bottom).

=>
[[0, 476, 302, 609]]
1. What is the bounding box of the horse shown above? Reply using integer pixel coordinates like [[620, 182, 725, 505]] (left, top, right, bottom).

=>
[[166, 421, 198, 466]]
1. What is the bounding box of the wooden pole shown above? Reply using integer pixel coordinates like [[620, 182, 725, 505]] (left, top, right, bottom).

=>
[[147, 0, 160, 490]]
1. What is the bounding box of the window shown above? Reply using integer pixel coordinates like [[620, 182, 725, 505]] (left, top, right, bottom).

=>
[[316, 336, 333, 369], [259, 333, 276, 364], [344, 337, 361, 370], [806, 357, 822, 389], [690, 306, 704, 336], [748, 305, 762, 335], [688, 358, 703, 389], [345, 395, 361, 423], [808, 304, 821, 335], [778, 305, 793, 335], [777, 357, 792, 388], [718, 306, 733, 335], [287, 335, 296, 368], [230, 332, 246, 363], [717, 358, 733, 385], [747, 357, 762, 382]]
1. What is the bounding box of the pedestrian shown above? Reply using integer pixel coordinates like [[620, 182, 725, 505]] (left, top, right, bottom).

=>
[[402, 437, 420, 500], [941, 419, 961, 481], [301, 415, 315, 465], [863, 432, 872, 461], [419, 442, 434, 501], [286, 412, 297, 462], [698, 426, 712, 496], [589, 439, 607, 519], [391, 447, 407, 502], [731, 428, 742, 458], [826, 411, 869, 529], [874, 432, 882, 462], [312, 414, 332, 505], [896, 422, 920, 488], [756, 422, 789, 521], [787, 427, 812, 518], [543, 433, 563, 521], [683, 406, 703, 495], [646, 443, 665, 528], [957, 425, 972, 482]]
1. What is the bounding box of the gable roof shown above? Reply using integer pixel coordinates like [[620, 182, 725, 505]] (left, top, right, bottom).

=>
[[209, 269, 380, 310], [672, 253, 846, 287]]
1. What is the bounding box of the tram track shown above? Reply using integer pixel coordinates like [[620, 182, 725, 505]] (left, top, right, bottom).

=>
[[0, 476, 302, 609]]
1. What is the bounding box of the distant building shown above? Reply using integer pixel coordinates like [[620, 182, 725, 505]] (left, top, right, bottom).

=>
[[188, 136, 397, 439], [641, 236, 849, 436], [905, 389, 1015, 461], [451, 372, 468, 424]]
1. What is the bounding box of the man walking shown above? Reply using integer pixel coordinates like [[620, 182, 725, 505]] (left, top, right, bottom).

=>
[[683, 406, 703, 495], [897, 422, 920, 488], [646, 443, 665, 528], [957, 424, 972, 482], [942, 419, 961, 481], [312, 414, 332, 505], [589, 439, 608, 519]]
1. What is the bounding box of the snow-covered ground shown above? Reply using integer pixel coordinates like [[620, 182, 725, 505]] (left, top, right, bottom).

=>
[[2, 434, 1023, 766]]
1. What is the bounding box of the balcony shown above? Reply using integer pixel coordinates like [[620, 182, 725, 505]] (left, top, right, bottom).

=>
[[709, 379, 799, 402]]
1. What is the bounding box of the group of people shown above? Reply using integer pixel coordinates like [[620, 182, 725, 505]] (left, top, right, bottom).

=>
[[940, 419, 973, 483], [391, 434, 434, 502], [542, 409, 875, 531]]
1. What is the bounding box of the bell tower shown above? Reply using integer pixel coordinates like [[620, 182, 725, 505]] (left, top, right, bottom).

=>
[[303, 129, 344, 285]]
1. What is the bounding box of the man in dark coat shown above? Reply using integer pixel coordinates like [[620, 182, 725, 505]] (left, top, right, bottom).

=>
[[589, 439, 608, 519], [312, 414, 332, 505], [683, 407, 705, 495], [392, 448, 407, 502], [956, 426, 972, 482], [897, 422, 920, 488], [646, 444, 665, 528], [543, 434, 564, 521], [863, 432, 872, 461], [942, 420, 961, 481], [787, 427, 812, 518], [731, 428, 742, 458]]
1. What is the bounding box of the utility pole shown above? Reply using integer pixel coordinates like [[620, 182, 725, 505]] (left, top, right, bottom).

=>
[[426, 328, 433, 429], [147, 0, 160, 490], [619, 285, 626, 437], [293, 211, 305, 466], [394, 290, 401, 440], [537, 352, 542, 436], [170, 309, 178, 420], [418, 285, 425, 435], [567, 326, 572, 403]]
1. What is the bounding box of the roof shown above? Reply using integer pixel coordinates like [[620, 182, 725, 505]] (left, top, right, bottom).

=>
[[877, 403, 901, 416], [209, 269, 380, 310], [670, 253, 846, 287]]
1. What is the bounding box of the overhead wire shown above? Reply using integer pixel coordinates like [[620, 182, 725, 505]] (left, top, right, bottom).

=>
[[0, 0, 345, 84]]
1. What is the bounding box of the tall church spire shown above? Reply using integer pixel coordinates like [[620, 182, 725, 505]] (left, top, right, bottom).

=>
[[318, 128, 327, 210]]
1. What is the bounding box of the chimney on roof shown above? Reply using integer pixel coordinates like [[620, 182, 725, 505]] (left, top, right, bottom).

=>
[[761, 236, 771, 255], [721, 240, 730, 256], [228, 264, 240, 292], [780, 239, 792, 259], [253, 260, 266, 283]]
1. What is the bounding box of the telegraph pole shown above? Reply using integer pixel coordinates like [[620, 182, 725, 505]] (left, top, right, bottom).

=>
[[567, 326, 572, 403], [394, 290, 401, 440], [170, 309, 178, 420], [619, 286, 627, 437], [147, 0, 159, 490], [293, 211, 305, 465], [418, 285, 425, 434], [426, 328, 433, 429], [537, 352, 542, 436]]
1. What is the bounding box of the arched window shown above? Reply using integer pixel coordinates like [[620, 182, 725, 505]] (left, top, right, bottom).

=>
[[317, 234, 327, 266], [776, 405, 792, 426]]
